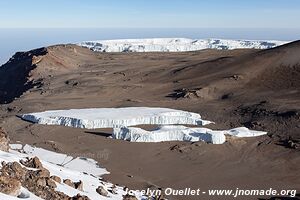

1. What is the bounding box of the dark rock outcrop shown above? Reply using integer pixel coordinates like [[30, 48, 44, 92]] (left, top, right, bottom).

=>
[[0, 47, 47, 104]]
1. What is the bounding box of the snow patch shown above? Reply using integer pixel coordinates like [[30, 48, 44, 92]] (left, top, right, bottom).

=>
[[21, 144, 109, 176], [227, 127, 267, 137]]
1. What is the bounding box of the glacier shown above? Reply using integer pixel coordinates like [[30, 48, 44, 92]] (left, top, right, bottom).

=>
[[113, 125, 226, 144], [112, 126, 267, 144], [77, 38, 288, 53], [21, 107, 267, 144], [21, 107, 212, 129]]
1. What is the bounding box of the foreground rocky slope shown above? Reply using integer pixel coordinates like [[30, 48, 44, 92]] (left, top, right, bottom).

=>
[[0, 128, 144, 200]]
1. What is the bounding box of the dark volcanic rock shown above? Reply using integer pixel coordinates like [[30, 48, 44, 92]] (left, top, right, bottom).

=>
[[168, 88, 203, 99], [0, 47, 47, 104]]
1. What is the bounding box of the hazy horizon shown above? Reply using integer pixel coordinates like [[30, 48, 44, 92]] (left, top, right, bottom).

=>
[[1, 0, 300, 65], [0, 27, 299, 65]]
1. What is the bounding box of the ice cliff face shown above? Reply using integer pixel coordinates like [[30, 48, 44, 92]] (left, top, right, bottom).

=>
[[112, 126, 267, 144], [113, 125, 227, 144], [77, 38, 288, 52], [21, 107, 212, 129]]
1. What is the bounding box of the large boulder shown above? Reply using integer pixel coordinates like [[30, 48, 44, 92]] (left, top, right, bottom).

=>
[[20, 156, 43, 169], [0, 127, 10, 152], [123, 194, 138, 200], [96, 186, 108, 196], [0, 175, 21, 196]]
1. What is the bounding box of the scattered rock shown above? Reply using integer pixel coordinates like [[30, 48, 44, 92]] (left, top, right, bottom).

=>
[[1, 161, 6, 166], [74, 180, 84, 191], [51, 175, 62, 183], [287, 140, 298, 149], [169, 144, 182, 152], [168, 87, 214, 99], [168, 88, 201, 99], [36, 178, 47, 187], [1, 161, 26, 180], [63, 179, 84, 191], [0, 175, 21, 196], [65, 80, 79, 87], [20, 156, 43, 169], [0, 158, 86, 199], [113, 72, 126, 76], [0, 127, 10, 152], [228, 74, 243, 80], [23, 168, 68, 199], [96, 186, 108, 196], [123, 194, 138, 200], [6, 107, 14, 112], [169, 144, 192, 153], [278, 137, 300, 149], [71, 193, 90, 200], [6, 106, 22, 113], [36, 168, 51, 178], [110, 185, 118, 194], [63, 179, 75, 188], [46, 178, 57, 188]]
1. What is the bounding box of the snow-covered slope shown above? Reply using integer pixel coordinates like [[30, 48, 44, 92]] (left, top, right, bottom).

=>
[[19, 144, 109, 176], [0, 188, 41, 200], [113, 126, 267, 144], [77, 38, 288, 52], [21, 107, 212, 129], [1, 144, 146, 200]]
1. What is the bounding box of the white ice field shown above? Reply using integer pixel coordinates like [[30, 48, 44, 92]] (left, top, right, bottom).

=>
[[78, 38, 288, 53], [113, 126, 267, 144], [21, 107, 267, 144]]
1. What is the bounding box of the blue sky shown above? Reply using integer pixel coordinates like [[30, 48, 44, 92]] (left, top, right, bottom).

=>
[[0, 0, 300, 28]]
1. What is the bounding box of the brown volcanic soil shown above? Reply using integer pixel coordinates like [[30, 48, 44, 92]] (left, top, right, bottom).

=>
[[0, 42, 299, 199]]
